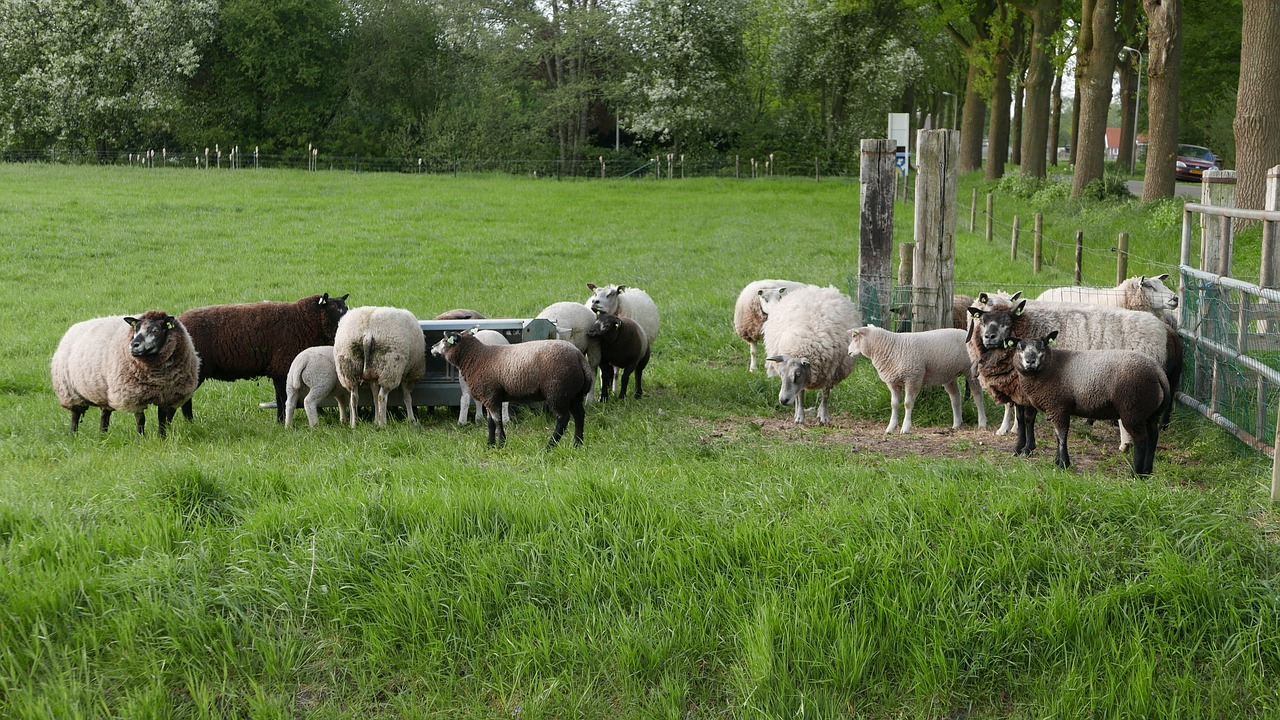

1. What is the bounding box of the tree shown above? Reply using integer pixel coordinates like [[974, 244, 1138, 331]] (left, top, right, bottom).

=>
[[0, 0, 216, 153], [1014, 0, 1063, 178], [1233, 0, 1280, 211], [937, 0, 996, 173], [1071, 0, 1120, 196], [1140, 0, 1181, 201], [983, 4, 1019, 180], [1114, 0, 1139, 173]]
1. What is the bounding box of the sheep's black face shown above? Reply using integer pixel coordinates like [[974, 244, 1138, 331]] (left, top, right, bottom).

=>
[[978, 309, 1016, 350], [586, 314, 620, 340], [319, 293, 351, 335], [1013, 338, 1050, 374], [125, 313, 172, 357]]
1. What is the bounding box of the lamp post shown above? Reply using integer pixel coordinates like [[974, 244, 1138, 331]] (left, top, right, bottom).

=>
[[941, 91, 957, 129], [1121, 45, 1142, 176]]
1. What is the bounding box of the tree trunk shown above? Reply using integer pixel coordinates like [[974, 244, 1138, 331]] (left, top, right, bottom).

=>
[[1072, 0, 1120, 196], [985, 13, 1014, 181], [1069, 67, 1080, 166], [1116, 0, 1139, 173], [1234, 0, 1280, 211], [1011, 65, 1026, 167], [1020, 0, 1062, 179], [1141, 0, 1182, 201], [1049, 67, 1062, 166], [959, 62, 987, 173]]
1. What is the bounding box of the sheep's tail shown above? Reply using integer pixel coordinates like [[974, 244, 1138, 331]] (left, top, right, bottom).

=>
[[361, 334, 378, 381]]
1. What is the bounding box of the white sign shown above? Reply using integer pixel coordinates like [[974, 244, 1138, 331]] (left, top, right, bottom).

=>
[[888, 112, 911, 177]]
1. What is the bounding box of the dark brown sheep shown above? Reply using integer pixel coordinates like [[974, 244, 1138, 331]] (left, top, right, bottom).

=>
[[585, 310, 650, 400], [178, 293, 350, 422], [433, 309, 486, 320]]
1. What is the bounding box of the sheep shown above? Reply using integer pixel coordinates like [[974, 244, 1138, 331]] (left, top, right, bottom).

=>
[[761, 285, 859, 425], [333, 306, 427, 427], [430, 330, 591, 448], [1035, 274, 1179, 324], [586, 309, 650, 400], [51, 311, 199, 438], [433, 309, 486, 320], [1000, 331, 1169, 475], [847, 325, 987, 434], [178, 292, 350, 423], [967, 298, 1179, 452], [536, 301, 603, 401], [734, 279, 811, 371], [283, 346, 350, 428], [584, 283, 660, 345], [457, 330, 512, 425]]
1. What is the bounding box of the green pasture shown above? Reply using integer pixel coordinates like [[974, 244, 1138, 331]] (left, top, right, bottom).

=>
[[1, 164, 1277, 718]]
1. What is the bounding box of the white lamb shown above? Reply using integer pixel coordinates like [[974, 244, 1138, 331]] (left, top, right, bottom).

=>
[[1036, 274, 1178, 324], [333, 306, 427, 427], [584, 283, 660, 345], [283, 346, 351, 428], [734, 279, 812, 371], [457, 329, 512, 425], [762, 285, 859, 425], [847, 325, 988, 434], [50, 311, 200, 438], [536, 300, 602, 402]]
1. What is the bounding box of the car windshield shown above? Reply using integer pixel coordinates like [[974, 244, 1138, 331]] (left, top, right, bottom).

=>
[[1179, 145, 1215, 160]]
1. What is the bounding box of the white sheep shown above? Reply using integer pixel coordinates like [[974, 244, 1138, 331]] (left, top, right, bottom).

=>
[[847, 325, 987, 434], [584, 283, 660, 345], [457, 330, 512, 425], [333, 306, 427, 427], [536, 300, 602, 401], [762, 285, 859, 425], [967, 298, 1178, 452], [734, 279, 811, 371], [283, 346, 350, 428], [430, 331, 591, 448], [51, 311, 200, 438], [1035, 274, 1178, 324]]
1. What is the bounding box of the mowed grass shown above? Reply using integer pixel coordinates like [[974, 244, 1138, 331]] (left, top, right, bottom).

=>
[[0, 163, 1278, 718]]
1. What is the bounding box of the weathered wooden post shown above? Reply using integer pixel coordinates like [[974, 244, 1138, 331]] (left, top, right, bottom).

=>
[[1116, 232, 1130, 284], [735, 155, 740, 179], [1033, 213, 1043, 273], [860, 139, 898, 327], [912, 129, 959, 331], [896, 243, 915, 331], [1010, 214, 1020, 262], [1201, 170, 1237, 276], [985, 192, 994, 242], [969, 188, 977, 232], [1074, 231, 1084, 284]]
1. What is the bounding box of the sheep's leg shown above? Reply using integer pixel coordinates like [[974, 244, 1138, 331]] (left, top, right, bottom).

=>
[[634, 354, 648, 399], [1140, 415, 1161, 475], [284, 384, 300, 427], [181, 397, 193, 422], [303, 389, 323, 428], [158, 407, 174, 439], [585, 347, 601, 403], [501, 402, 511, 423], [272, 377, 288, 424], [792, 390, 806, 424], [901, 380, 922, 433], [1117, 422, 1133, 453], [135, 411, 146, 435], [996, 404, 1015, 435], [548, 409, 571, 448], [485, 400, 506, 446], [599, 365, 615, 401], [89, 407, 104, 433], [570, 396, 585, 446], [748, 340, 758, 372], [943, 379, 963, 430], [400, 383, 417, 424], [817, 388, 832, 425], [1013, 405, 1038, 456], [458, 381, 472, 424], [885, 383, 902, 434], [968, 374, 988, 428], [346, 383, 360, 428], [372, 386, 390, 427], [335, 389, 349, 426], [618, 366, 633, 400], [1051, 413, 1072, 469]]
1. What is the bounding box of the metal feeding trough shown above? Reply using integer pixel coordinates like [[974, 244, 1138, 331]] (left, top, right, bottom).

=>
[[260, 317, 559, 411]]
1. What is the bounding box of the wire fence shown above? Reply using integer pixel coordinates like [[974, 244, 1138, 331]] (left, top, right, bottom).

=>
[[0, 147, 864, 180]]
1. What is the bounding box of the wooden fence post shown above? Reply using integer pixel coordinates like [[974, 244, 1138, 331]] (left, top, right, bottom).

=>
[[1010, 214, 1020, 262], [859, 139, 898, 327], [969, 188, 977, 232], [985, 192, 994, 242], [1116, 232, 1129, 284], [1201, 170, 1237, 275], [1074, 231, 1084, 285], [896, 243, 915, 332], [1033, 213, 1043, 273], [912, 129, 959, 331]]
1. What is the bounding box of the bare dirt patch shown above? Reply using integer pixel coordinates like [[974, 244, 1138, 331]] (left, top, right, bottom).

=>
[[691, 413, 1196, 477]]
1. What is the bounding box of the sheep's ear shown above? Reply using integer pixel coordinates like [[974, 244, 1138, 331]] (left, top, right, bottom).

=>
[[968, 306, 983, 319], [319, 293, 329, 305], [1155, 273, 1169, 282], [1009, 291, 1022, 302], [165, 319, 176, 330], [445, 334, 457, 345], [1045, 330, 1058, 345], [124, 316, 139, 327], [764, 355, 783, 363], [977, 292, 989, 304], [1014, 299, 1027, 316], [800, 358, 811, 367], [617, 285, 628, 293], [586, 283, 598, 291]]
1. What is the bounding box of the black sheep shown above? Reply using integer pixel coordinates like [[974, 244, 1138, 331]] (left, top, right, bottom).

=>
[[178, 292, 350, 422], [585, 309, 650, 400]]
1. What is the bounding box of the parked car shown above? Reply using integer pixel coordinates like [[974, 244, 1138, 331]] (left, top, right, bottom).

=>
[[1176, 144, 1219, 182]]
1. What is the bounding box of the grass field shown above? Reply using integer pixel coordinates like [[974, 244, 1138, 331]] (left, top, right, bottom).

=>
[[1, 164, 1278, 718]]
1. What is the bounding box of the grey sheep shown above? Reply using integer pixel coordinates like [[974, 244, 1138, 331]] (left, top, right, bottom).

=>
[[458, 330, 512, 425], [283, 346, 350, 428], [333, 306, 427, 427], [734, 279, 812, 371], [431, 330, 591, 448], [586, 309, 650, 400], [51, 311, 199, 438]]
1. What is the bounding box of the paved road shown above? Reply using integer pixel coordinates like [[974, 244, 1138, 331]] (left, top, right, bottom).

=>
[[1125, 180, 1201, 199]]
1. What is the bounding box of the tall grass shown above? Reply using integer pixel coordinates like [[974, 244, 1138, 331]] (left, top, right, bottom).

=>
[[0, 164, 1277, 718]]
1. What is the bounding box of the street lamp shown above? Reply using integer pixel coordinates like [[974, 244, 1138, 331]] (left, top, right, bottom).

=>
[[941, 91, 957, 130], [1122, 45, 1142, 176]]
